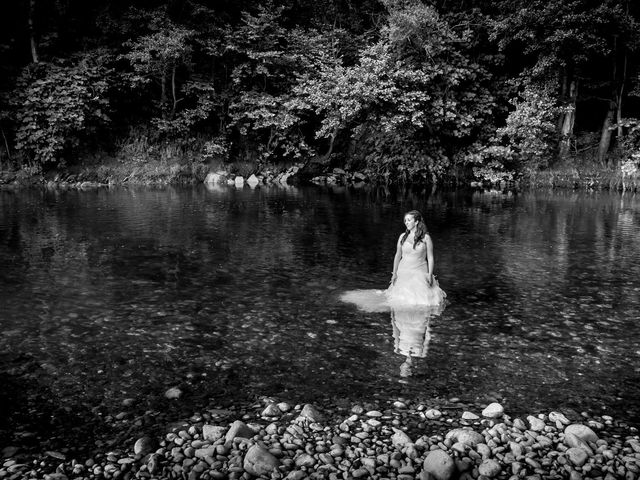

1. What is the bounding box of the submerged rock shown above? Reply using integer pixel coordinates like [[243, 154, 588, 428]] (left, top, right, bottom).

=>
[[134, 436, 155, 456]]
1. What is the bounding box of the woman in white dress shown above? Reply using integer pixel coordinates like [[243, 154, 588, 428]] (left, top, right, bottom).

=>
[[386, 210, 446, 308], [340, 210, 445, 377]]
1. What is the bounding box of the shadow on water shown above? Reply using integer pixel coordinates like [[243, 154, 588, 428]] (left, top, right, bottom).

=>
[[1, 185, 640, 452]]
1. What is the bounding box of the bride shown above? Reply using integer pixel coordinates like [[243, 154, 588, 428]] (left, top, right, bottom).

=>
[[386, 210, 446, 308], [340, 210, 446, 313]]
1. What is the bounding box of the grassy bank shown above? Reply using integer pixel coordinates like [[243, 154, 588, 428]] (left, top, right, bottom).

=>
[[522, 165, 640, 192]]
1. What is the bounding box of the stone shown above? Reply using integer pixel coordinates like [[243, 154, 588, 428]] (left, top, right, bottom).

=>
[[462, 411, 479, 420], [202, 425, 226, 442], [164, 387, 182, 399], [476, 443, 492, 458], [2, 446, 18, 458], [478, 459, 502, 478], [295, 453, 316, 467], [482, 403, 504, 419], [147, 454, 161, 474], [134, 436, 156, 456], [527, 416, 546, 431], [277, 402, 292, 412], [446, 428, 485, 447], [425, 409, 442, 419], [565, 424, 599, 443], [285, 471, 306, 480], [513, 418, 527, 430], [564, 432, 594, 455], [225, 420, 256, 443], [234, 176, 244, 186], [261, 404, 281, 417], [509, 442, 523, 457], [194, 446, 215, 459], [243, 444, 280, 476], [549, 412, 571, 425], [298, 404, 324, 423], [246, 174, 260, 186], [391, 428, 413, 448], [204, 172, 224, 184], [423, 449, 455, 480], [366, 410, 383, 417], [566, 447, 589, 467]]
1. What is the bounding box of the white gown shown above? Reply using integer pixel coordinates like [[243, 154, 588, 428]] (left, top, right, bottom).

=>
[[386, 236, 447, 308], [340, 236, 447, 313]]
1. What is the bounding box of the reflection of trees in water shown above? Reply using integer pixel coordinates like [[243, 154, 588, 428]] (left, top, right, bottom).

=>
[[2, 186, 640, 424]]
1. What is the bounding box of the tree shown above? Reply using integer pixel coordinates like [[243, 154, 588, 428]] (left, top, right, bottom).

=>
[[122, 19, 195, 122], [11, 54, 111, 168]]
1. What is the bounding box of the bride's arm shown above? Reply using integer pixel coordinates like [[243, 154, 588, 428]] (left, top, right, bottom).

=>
[[390, 235, 403, 284], [425, 235, 434, 285]]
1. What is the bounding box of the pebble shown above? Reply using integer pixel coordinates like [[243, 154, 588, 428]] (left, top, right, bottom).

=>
[[6, 401, 640, 480]]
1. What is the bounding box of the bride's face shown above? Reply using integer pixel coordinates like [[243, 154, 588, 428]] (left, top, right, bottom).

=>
[[404, 214, 417, 231]]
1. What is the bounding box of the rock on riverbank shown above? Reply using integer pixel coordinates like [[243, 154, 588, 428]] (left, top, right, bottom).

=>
[[2, 400, 639, 480]]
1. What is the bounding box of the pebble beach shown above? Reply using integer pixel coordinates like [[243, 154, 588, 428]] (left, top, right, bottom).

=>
[[2, 393, 640, 480]]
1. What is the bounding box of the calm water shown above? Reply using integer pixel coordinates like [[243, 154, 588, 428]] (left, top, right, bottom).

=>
[[1, 184, 640, 446]]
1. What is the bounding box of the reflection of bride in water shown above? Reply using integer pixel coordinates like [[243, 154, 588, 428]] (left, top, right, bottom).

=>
[[340, 210, 447, 376], [392, 305, 442, 377]]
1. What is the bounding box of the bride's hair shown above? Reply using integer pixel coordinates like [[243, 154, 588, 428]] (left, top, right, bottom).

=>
[[401, 210, 428, 249]]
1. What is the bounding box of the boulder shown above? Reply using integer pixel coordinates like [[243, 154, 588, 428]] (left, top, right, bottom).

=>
[[423, 449, 455, 480], [243, 444, 280, 476], [204, 172, 224, 184], [246, 174, 260, 187]]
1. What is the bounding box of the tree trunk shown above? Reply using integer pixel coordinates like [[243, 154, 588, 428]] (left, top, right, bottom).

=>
[[170, 64, 178, 119], [28, 0, 39, 63], [616, 52, 627, 139], [1, 128, 10, 167], [161, 68, 168, 120], [598, 100, 616, 165], [558, 77, 577, 158]]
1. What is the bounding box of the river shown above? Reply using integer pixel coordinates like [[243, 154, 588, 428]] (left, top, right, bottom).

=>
[[1, 184, 640, 450]]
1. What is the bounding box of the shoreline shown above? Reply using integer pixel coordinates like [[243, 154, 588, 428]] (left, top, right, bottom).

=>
[[0, 163, 638, 192], [2, 396, 639, 480]]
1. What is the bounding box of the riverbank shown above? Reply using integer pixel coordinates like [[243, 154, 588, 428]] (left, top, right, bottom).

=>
[[2, 395, 639, 480], [1, 159, 639, 192]]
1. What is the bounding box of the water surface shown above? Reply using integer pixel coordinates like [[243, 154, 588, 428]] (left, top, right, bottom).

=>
[[1, 184, 640, 448]]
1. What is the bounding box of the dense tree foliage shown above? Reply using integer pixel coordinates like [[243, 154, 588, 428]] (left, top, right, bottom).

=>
[[1, 0, 640, 182]]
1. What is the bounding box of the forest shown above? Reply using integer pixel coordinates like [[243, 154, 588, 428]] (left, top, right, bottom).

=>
[[1, 0, 639, 185]]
